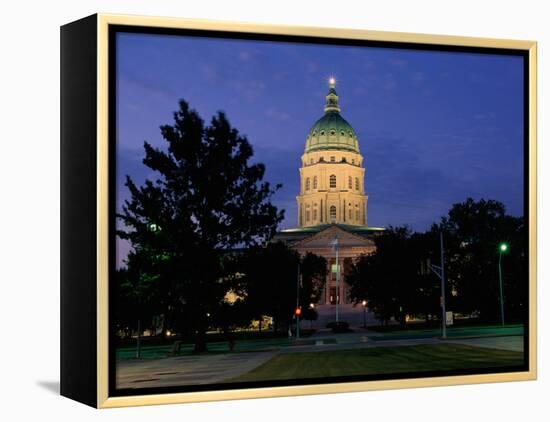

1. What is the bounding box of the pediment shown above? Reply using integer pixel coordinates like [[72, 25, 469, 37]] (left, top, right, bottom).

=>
[[293, 225, 375, 249]]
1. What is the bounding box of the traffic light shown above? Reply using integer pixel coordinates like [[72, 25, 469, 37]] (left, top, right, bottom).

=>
[[295, 307, 302, 317]]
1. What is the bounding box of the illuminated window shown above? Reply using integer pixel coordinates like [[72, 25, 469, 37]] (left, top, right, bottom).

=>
[[330, 175, 336, 188], [313, 176, 318, 189], [330, 206, 337, 222]]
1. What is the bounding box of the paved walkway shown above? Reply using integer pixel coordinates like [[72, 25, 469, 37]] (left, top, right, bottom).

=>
[[117, 350, 278, 389]]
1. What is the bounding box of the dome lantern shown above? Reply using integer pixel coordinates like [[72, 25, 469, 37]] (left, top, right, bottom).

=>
[[324, 77, 341, 113]]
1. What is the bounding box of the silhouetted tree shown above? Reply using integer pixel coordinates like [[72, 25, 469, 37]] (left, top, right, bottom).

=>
[[241, 242, 326, 332], [347, 226, 415, 325], [299, 252, 328, 323], [240, 242, 299, 333], [437, 198, 526, 322], [117, 99, 284, 352]]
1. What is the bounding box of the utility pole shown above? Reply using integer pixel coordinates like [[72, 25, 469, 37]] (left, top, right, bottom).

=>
[[440, 232, 447, 339], [429, 232, 447, 339], [334, 236, 340, 323]]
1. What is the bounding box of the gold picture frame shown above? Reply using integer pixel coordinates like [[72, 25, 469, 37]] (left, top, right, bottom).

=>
[[60, 13, 537, 408]]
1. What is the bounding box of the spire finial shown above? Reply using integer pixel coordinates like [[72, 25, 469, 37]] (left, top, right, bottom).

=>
[[324, 77, 340, 113]]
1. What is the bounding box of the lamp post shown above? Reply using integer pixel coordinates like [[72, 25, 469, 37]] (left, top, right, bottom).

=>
[[296, 263, 301, 339], [334, 236, 340, 323], [498, 242, 509, 326], [362, 300, 367, 328]]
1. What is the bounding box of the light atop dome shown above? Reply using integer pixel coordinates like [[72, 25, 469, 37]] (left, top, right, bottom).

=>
[[329, 77, 336, 87]]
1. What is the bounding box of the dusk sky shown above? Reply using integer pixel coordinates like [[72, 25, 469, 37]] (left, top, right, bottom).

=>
[[116, 31, 524, 259]]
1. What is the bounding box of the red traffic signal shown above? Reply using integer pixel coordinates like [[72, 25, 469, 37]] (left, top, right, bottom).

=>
[[294, 307, 302, 316]]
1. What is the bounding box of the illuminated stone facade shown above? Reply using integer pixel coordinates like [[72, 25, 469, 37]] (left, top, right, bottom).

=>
[[275, 80, 382, 325], [296, 79, 368, 227]]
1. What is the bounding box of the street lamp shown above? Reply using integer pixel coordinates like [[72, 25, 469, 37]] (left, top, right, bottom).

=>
[[362, 300, 367, 328], [498, 242, 509, 326], [148, 222, 162, 232]]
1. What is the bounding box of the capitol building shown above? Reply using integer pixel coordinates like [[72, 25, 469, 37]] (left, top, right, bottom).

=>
[[275, 78, 383, 326]]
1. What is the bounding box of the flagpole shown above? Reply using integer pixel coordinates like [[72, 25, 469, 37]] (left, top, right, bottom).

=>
[[335, 236, 339, 323]]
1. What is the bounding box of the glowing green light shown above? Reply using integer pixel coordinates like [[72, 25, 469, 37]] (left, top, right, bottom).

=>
[[148, 223, 162, 232], [499, 243, 509, 252]]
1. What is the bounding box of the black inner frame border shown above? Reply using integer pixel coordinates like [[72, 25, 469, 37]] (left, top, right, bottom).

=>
[[107, 23, 531, 398]]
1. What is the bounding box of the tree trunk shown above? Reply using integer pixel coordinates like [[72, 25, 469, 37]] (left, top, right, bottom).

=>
[[136, 319, 142, 359]]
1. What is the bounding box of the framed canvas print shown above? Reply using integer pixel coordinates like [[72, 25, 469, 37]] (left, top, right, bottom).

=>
[[60, 14, 537, 408]]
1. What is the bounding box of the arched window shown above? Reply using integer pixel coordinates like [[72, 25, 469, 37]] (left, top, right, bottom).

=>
[[330, 175, 336, 188], [356, 210, 360, 220], [305, 177, 310, 191], [355, 177, 360, 191], [349, 209, 352, 219], [306, 210, 311, 221], [348, 176, 352, 189], [330, 206, 337, 223], [313, 176, 318, 189], [313, 209, 317, 220]]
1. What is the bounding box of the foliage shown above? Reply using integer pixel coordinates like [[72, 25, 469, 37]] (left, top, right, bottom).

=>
[[240, 242, 327, 331], [348, 198, 526, 324], [117, 99, 284, 352], [437, 198, 526, 321]]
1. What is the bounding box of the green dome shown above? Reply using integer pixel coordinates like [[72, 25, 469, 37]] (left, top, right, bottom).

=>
[[305, 82, 360, 154]]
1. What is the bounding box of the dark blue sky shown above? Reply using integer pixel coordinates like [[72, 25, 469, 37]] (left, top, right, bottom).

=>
[[116, 32, 524, 238]]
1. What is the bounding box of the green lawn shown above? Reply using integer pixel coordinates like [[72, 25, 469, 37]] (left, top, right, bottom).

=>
[[369, 324, 524, 341], [228, 343, 524, 382]]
